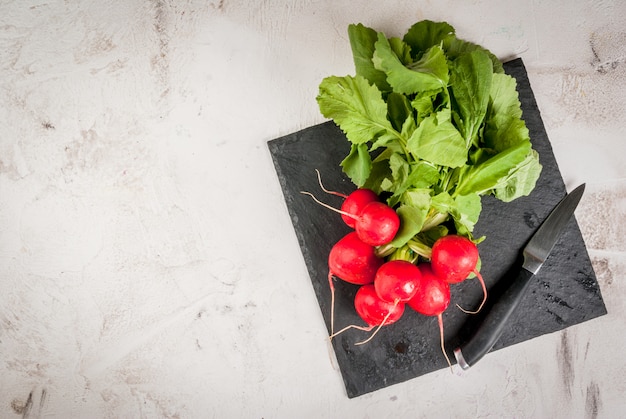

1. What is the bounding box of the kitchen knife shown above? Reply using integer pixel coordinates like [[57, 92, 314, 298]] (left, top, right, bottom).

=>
[[453, 183, 586, 369]]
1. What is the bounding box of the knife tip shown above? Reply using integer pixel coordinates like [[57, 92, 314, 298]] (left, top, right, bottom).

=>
[[571, 183, 586, 196]]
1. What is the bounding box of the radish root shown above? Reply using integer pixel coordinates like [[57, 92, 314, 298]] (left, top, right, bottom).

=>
[[300, 191, 358, 220], [456, 270, 487, 315], [355, 302, 398, 346], [329, 323, 374, 340], [328, 271, 336, 336], [438, 313, 453, 373], [315, 169, 347, 198]]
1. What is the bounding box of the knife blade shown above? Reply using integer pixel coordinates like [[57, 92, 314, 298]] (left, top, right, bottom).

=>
[[453, 183, 586, 370]]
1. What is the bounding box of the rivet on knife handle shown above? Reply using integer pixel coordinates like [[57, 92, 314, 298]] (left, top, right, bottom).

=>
[[454, 184, 585, 369]]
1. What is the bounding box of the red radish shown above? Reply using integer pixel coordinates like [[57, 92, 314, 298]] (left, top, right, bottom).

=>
[[374, 260, 422, 304], [327, 232, 384, 335], [431, 235, 487, 314], [407, 263, 451, 316], [313, 169, 380, 228], [340, 189, 380, 228], [354, 201, 400, 246], [301, 190, 399, 246], [331, 284, 405, 345], [329, 232, 383, 285], [355, 284, 405, 327], [339, 260, 423, 345], [431, 235, 479, 283], [407, 263, 452, 371]]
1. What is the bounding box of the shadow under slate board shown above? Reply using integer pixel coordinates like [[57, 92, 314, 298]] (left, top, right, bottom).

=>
[[267, 58, 607, 398]]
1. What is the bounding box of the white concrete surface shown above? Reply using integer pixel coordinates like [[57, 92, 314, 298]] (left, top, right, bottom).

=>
[[1, 1, 625, 417]]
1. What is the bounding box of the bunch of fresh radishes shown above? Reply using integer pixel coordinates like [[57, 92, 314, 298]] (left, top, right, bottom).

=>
[[303, 180, 486, 369]]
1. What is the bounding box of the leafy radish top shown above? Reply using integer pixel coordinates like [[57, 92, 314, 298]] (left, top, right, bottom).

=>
[[316, 20, 541, 249]]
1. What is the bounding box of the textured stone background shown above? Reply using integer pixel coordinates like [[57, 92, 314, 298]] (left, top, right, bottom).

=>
[[1, 1, 625, 417]]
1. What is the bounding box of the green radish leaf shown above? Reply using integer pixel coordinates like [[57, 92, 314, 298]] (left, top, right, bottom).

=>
[[340, 143, 372, 187], [449, 49, 493, 148], [387, 157, 440, 207], [403, 20, 455, 57], [317, 75, 396, 145], [405, 45, 450, 88], [431, 190, 455, 214], [385, 153, 410, 197], [493, 149, 542, 202], [370, 130, 402, 151], [430, 191, 481, 235], [362, 158, 392, 194], [406, 161, 440, 189], [454, 139, 532, 196], [407, 108, 467, 167], [387, 92, 413, 132], [373, 33, 449, 94], [452, 193, 482, 235], [390, 201, 430, 247], [483, 72, 529, 151], [348, 23, 391, 92], [443, 35, 504, 74], [411, 89, 441, 122], [388, 37, 413, 65], [399, 111, 418, 140], [403, 188, 433, 208]]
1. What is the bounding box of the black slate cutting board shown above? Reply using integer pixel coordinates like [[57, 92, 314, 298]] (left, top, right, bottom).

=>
[[267, 58, 607, 398]]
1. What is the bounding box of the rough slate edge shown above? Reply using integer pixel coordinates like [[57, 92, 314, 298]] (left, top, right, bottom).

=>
[[267, 58, 607, 398]]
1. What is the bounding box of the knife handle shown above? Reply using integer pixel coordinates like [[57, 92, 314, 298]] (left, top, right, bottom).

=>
[[454, 266, 535, 369]]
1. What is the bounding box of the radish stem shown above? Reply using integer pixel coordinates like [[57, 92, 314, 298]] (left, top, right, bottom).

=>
[[407, 238, 432, 259], [421, 212, 448, 232]]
